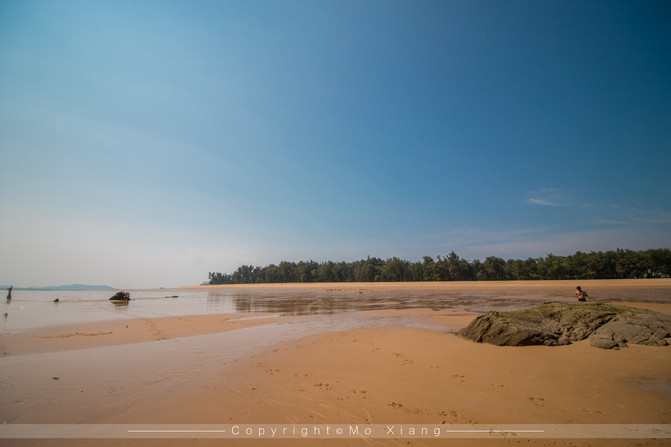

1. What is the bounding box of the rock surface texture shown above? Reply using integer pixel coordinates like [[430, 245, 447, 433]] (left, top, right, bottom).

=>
[[459, 302, 671, 349], [109, 291, 131, 301]]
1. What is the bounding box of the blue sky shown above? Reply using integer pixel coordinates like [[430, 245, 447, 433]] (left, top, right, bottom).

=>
[[1, 0, 670, 288]]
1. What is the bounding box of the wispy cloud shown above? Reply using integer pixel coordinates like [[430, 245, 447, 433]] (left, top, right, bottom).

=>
[[594, 206, 671, 226], [593, 218, 631, 225], [526, 188, 571, 207], [528, 197, 562, 206], [525, 188, 598, 209]]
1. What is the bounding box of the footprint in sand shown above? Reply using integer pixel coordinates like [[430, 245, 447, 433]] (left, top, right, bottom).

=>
[[388, 402, 403, 409], [581, 408, 604, 414], [143, 319, 168, 340], [393, 353, 414, 366], [40, 331, 113, 339], [437, 410, 459, 420], [526, 396, 545, 407]]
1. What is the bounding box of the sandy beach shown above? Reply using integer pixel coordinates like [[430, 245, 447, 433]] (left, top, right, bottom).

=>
[[1, 280, 670, 446]]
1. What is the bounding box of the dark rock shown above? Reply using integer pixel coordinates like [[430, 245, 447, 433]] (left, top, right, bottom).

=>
[[109, 291, 130, 301], [459, 302, 671, 349]]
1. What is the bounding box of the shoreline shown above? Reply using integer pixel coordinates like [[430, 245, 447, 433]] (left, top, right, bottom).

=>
[[185, 278, 671, 290]]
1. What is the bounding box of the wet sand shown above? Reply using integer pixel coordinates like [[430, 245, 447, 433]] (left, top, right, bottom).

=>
[[190, 278, 671, 291], [1, 280, 670, 446], [1, 312, 286, 355]]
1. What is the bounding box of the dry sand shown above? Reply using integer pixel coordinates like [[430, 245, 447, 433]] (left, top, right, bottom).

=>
[[1, 280, 670, 447]]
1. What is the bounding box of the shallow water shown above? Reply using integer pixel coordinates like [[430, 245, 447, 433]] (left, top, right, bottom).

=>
[[1, 289, 233, 332], [3, 285, 670, 334], [0, 310, 466, 423]]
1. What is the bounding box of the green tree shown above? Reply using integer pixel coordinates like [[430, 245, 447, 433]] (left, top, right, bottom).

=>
[[434, 255, 451, 281], [446, 252, 474, 281], [479, 256, 507, 280], [421, 256, 437, 281], [208, 272, 232, 284], [296, 261, 317, 282], [354, 257, 383, 282], [211, 248, 671, 283], [542, 253, 571, 280], [646, 249, 671, 277], [231, 265, 256, 283], [380, 257, 411, 282], [278, 261, 297, 283]]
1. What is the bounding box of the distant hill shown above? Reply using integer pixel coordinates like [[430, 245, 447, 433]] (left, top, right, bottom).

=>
[[1, 284, 115, 291], [44, 284, 115, 290]]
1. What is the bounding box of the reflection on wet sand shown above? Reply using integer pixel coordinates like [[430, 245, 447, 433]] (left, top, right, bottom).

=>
[[110, 300, 130, 308], [219, 289, 550, 316], [207, 285, 671, 316]]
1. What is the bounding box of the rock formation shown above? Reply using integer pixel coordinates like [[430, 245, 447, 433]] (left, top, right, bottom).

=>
[[109, 291, 131, 301], [459, 302, 671, 349]]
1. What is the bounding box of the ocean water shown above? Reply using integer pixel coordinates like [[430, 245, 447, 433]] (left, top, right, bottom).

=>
[[0, 286, 538, 333], [1, 289, 235, 333]]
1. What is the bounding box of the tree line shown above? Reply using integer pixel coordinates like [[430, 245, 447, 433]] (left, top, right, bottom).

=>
[[208, 248, 671, 285]]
